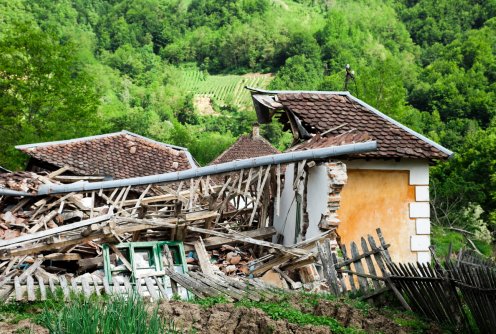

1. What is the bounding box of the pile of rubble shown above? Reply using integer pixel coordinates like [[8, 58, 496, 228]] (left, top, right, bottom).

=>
[[0, 164, 335, 302]]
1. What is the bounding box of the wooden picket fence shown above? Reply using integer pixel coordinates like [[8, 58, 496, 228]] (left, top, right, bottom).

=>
[[386, 262, 467, 330], [0, 269, 275, 303], [447, 252, 496, 333], [317, 228, 391, 298], [385, 249, 496, 333]]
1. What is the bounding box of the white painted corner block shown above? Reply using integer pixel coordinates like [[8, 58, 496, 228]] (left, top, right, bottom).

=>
[[415, 186, 430, 202], [409, 202, 430, 218], [409, 164, 429, 185], [416, 218, 431, 235], [411, 235, 430, 251], [417, 251, 431, 264]]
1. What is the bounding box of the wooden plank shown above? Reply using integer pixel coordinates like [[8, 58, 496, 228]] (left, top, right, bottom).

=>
[[112, 277, 122, 294], [162, 245, 178, 295], [131, 184, 152, 216], [81, 277, 91, 297], [48, 278, 56, 296], [26, 275, 35, 301], [350, 242, 368, 291], [136, 277, 143, 296], [145, 277, 159, 300], [188, 226, 307, 257], [103, 278, 111, 295], [59, 276, 70, 299], [189, 227, 276, 250], [340, 244, 356, 292], [317, 240, 339, 295], [44, 253, 81, 261], [92, 276, 101, 296], [0, 258, 43, 301], [248, 166, 271, 226], [154, 275, 168, 300], [122, 276, 133, 293], [108, 244, 133, 273], [194, 237, 214, 277], [14, 276, 23, 301], [0, 214, 112, 249], [71, 278, 78, 294], [361, 237, 381, 290], [376, 228, 391, 261], [36, 275, 47, 301]]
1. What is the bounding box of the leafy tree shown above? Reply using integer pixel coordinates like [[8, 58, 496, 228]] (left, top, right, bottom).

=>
[[0, 24, 101, 169]]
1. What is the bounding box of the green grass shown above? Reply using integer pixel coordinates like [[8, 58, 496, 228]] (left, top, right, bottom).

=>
[[37, 293, 180, 334], [179, 66, 273, 108], [431, 225, 493, 259]]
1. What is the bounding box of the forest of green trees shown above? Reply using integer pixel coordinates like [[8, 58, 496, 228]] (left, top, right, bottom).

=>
[[1, 0, 495, 254]]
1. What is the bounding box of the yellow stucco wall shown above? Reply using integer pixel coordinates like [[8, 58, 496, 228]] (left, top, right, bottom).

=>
[[337, 169, 417, 263]]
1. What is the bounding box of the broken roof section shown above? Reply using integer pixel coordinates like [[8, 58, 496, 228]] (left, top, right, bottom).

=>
[[210, 125, 280, 165], [16, 131, 197, 180], [249, 88, 453, 160]]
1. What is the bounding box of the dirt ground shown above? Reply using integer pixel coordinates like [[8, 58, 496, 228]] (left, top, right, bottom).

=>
[[0, 319, 48, 334], [157, 298, 443, 334], [158, 301, 332, 334]]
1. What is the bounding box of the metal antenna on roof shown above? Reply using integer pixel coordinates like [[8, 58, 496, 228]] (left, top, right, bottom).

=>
[[343, 64, 359, 97]]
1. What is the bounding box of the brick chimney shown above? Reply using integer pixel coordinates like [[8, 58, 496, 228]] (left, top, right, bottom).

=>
[[252, 123, 260, 138]]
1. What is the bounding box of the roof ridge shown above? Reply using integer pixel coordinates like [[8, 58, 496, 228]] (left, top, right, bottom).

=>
[[16, 130, 190, 152]]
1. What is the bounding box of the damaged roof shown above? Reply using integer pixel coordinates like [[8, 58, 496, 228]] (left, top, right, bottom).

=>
[[210, 127, 280, 165], [249, 88, 452, 160], [16, 131, 197, 179]]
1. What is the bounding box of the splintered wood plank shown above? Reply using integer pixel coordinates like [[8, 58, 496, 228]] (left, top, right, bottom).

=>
[[144, 277, 159, 300], [36, 275, 47, 301], [317, 240, 340, 295], [59, 276, 70, 299], [26, 276, 35, 301], [350, 242, 369, 291], [162, 245, 178, 295], [71, 278, 78, 294], [91, 276, 101, 296], [136, 277, 143, 296], [194, 237, 214, 276], [81, 277, 91, 297], [243, 168, 254, 196], [154, 276, 168, 300], [131, 184, 152, 216], [248, 166, 271, 226], [108, 244, 133, 272], [15, 276, 23, 301], [48, 278, 56, 296], [376, 228, 391, 261], [367, 235, 387, 276], [361, 237, 382, 290]]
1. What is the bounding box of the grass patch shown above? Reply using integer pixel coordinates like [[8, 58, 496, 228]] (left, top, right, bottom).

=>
[[37, 293, 180, 334]]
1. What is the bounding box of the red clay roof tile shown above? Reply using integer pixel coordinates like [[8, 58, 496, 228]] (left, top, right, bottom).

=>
[[17, 131, 195, 179], [276, 93, 450, 160]]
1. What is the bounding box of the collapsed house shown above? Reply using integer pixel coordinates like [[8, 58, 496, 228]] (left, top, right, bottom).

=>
[[0, 136, 377, 301], [249, 88, 453, 263]]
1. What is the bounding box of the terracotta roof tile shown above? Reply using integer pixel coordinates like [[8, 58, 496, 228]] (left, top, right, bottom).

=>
[[17, 132, 195, 179], [210, 133, 280, 165], [277, 93, 450, 160]]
